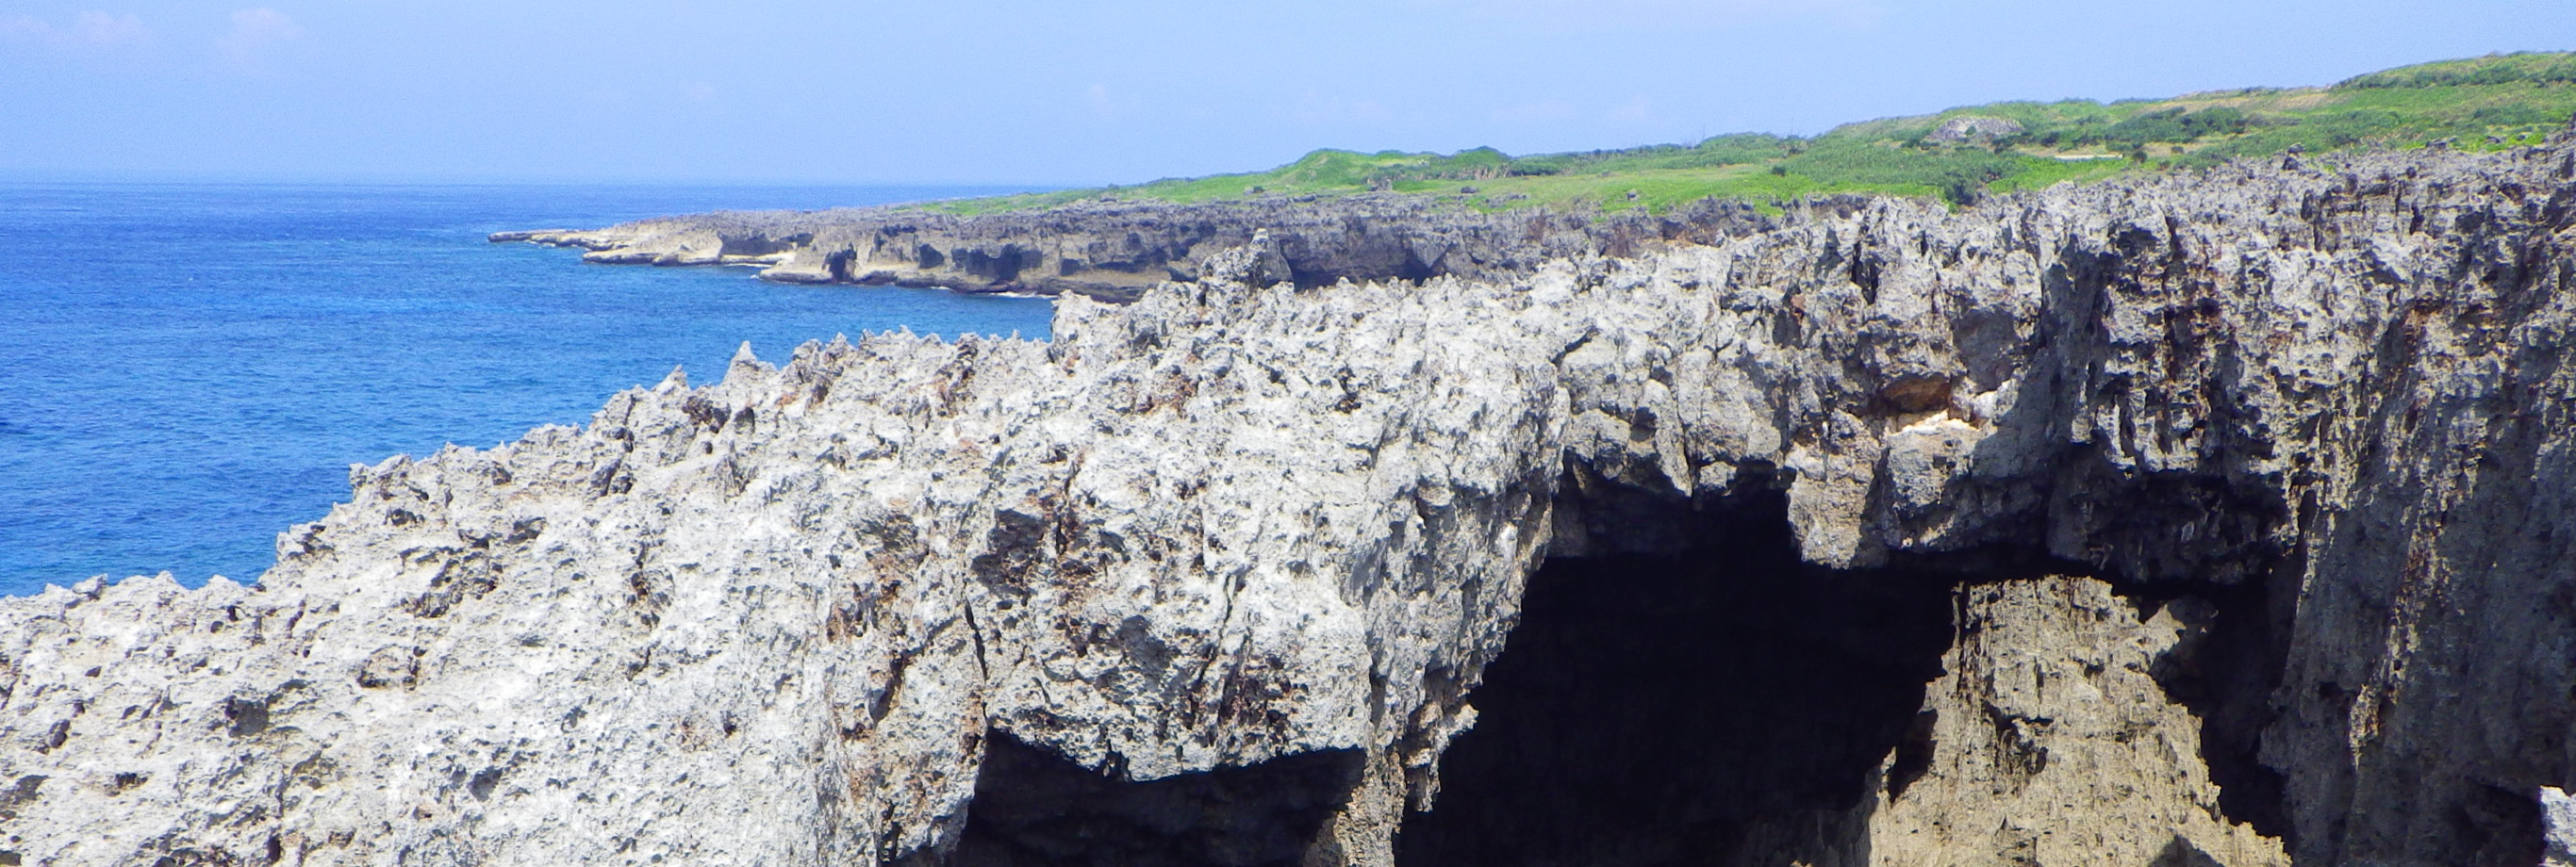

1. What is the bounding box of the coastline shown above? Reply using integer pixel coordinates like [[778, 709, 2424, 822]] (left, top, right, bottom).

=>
[[15, 139, 2576, 864], [0, 183, 1052, 597], [488, 192, 1779, 303]]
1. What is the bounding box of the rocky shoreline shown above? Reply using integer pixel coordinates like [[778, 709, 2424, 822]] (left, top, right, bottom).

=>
[[8, 130, 2576, 866], [489, 194, 1782, 301]]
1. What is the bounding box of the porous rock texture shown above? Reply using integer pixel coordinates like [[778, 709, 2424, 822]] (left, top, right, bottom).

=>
[[8, 131, 2576, 866], [1858, 577, 2288, 867]]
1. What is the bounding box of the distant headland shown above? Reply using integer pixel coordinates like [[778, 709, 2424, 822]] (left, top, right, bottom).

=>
[[495, 51, 2576, 300]]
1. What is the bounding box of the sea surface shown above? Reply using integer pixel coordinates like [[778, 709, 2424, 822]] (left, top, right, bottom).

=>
[[0, 182, 1055, 596]]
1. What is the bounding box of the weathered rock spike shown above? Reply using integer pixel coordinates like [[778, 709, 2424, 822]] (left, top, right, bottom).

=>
[[8, 143, 2576, 867], [725, 341, 774, 384]]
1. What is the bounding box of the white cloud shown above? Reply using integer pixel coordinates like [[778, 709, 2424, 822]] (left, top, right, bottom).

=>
[[0, 11, 154, 51], [1084, 83, 1142, 118], [0, 16, 44, 41], [70, 10, 151, 46], [218, 8, 301, 73]]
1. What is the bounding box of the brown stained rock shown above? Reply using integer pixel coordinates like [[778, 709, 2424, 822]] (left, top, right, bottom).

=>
[[8, 138, 2576, 866], [1861, 577, 2289, 867], [1874, 373, 1955, 414]]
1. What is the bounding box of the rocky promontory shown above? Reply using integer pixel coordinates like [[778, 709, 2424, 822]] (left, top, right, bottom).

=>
[[489, 194, 1775, 301], [9, 131, 2576, 867]]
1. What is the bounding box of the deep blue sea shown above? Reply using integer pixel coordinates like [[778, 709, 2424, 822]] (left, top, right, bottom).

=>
[[0, 183, 1055, 596]]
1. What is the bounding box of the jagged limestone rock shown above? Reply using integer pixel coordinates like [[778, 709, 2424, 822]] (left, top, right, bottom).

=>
[[1924, 115, 2027, 144], [1856, 577, 2288, 867], [2544, 787, 2576, 867], [8, 133, 2576, 866]]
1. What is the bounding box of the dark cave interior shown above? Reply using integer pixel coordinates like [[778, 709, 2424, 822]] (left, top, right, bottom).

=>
[[1393, 499, 1958, 867], [947, 733, 1362, 867]]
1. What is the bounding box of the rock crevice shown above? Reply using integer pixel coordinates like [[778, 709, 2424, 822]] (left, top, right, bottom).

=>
[[9, 134, 2576, 866]]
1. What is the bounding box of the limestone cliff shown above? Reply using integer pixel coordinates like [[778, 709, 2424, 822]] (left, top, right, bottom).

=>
[[488, 194, 1770, 301], [9, 131, 2576, 867]]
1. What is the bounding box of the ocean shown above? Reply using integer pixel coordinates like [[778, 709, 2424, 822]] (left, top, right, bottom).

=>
[[0, 182, 1056, 596]]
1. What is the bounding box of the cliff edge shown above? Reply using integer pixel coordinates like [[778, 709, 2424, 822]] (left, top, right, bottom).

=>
[[488, 194, 1773, 301], [10, 133, 2576, 866]]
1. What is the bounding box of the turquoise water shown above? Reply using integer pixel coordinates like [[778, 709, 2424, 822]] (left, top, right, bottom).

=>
[[0, 183, 1055, 595]]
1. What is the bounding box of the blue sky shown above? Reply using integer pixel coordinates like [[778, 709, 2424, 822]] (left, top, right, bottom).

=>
[[2, 0, 2569, 185]]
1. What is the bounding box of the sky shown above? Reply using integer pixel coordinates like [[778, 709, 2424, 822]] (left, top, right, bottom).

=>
[[1, 0, 2570, 186]]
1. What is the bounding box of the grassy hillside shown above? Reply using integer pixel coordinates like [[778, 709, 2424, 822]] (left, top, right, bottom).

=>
[[922, 52, 2576, 216]]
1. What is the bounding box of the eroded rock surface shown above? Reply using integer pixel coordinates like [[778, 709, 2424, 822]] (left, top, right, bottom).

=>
[[1858, 577, 2290, 867], [10, 132, 2576, 866]]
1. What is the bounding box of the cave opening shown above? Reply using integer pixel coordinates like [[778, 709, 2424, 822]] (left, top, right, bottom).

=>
[[934, 487, 2308, 867], [2137, 563, 2297, 843], [944, 732, 1364, 867], [1395, 494, 1963, 867]]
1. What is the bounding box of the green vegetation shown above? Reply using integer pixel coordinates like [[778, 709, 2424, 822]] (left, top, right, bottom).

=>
[[920, 52, 2576, 217], [2339, 52, 2576, 89]]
